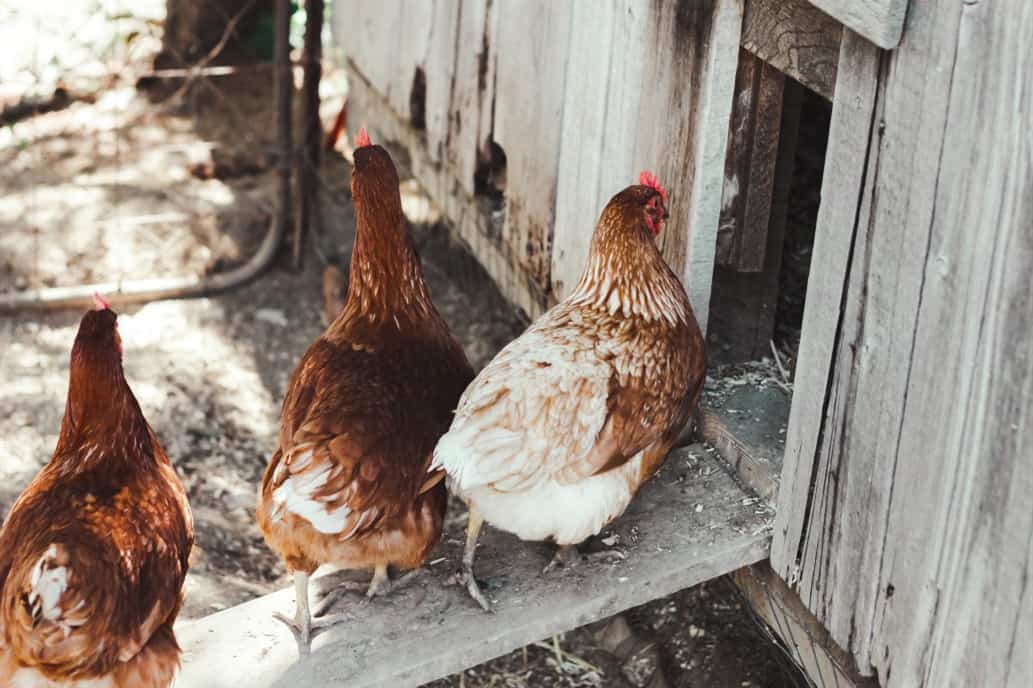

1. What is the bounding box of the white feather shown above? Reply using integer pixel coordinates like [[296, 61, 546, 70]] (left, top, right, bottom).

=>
[[271, 451, 351, 534], [458, 451, 645, 545], [28, 545, 67, 622]]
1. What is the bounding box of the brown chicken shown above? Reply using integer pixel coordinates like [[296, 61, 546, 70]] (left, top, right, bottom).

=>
[[0, 294, 194, 687], [432, 172, 706, 611], [257, 128, 474, 651]]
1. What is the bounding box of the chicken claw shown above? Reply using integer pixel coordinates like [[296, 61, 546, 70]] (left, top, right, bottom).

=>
[[273, 609, 348, 656], [275, 571, 350, 655], [365, 564, 426, 601], [448, 508, 493, 612], [543, 544, 626, 575], [448, 565, 493, 613]]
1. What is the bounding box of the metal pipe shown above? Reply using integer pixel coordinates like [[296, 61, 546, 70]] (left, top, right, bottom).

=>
[[0, 214, 283, 312]]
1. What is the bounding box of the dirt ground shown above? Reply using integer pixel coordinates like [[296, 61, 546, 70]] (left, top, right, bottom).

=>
[[0, 8, 808, 686]]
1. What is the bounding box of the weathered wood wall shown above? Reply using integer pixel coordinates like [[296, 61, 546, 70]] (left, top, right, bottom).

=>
[[334, 0, 743, 329], [772, 1, 1033, 685]]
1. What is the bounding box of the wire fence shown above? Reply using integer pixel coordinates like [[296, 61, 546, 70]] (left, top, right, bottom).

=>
[[0, 0, 349, 311]]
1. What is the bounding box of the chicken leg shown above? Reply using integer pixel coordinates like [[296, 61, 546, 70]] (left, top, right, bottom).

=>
[[543, 541, 626, 574], [313, 563, 426, 617], [450, 507, 493, 612], [273, 571, 348, 655]]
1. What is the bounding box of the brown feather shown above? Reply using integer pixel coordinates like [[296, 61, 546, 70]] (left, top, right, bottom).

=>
[[0, 309, 193, 686], [257, 144, 474, 577]]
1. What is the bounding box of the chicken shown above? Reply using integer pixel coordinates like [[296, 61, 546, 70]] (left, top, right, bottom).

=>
[[257, 128, 474, 652], [431, 172, 706, 611], [0, 294, 194, 687]]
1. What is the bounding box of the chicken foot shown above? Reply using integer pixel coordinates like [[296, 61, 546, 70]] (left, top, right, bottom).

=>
[[314, 563, 425, 617], [543, 543, 627, 575], [273, 571, 349, 655], [448, 507, 493, 613]]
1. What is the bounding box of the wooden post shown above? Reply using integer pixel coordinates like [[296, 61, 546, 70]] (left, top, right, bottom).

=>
[[294, 0, 323, 270], [709, 51, 801, 363], [274, 0, 292, 262]]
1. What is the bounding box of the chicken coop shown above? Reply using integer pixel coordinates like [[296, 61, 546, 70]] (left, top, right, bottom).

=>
[[4, 0, 1023, 686], [163, 0, 1032, 686]]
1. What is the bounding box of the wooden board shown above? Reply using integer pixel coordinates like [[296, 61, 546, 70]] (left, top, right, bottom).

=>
[[742, 0, 841, 101], [174, 445, 774, 688], [770, 29, 880, 588], [717, 50, 785, 273], [446, 0, 498, 197], [732, 564, 878, 688], [807, 0, 907, 49], [552, 0, 743, 334], [698, 373, 791, 503], [773, 1, 1033, 684], [551, 0, 648, 299], [344, 65, 548, 320], [710, 76, 802, 362], [491, 0, 573, 294]]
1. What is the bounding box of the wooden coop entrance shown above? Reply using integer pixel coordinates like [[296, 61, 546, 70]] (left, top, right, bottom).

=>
[[175, 0, 1031, 687]]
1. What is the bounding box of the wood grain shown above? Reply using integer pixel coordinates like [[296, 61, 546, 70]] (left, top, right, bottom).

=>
[[716, 50, 785, 272], [770, 30, 881, 587], [742, 0, 841, 100], [644, 0, 743, 334], [807, 0, 907, 49], [733, 564, 879, 688], [492, 0, 573, 294], [774, 0, 1033, 684], [175, 446, 774, 688]]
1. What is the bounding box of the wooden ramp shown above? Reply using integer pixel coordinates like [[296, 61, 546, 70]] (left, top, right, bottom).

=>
[[175, 444, 773, 688]]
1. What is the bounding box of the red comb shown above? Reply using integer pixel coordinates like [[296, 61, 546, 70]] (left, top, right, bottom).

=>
[[639, 170, 668, 204], [92, 291, 110, 311], [355, 127, 372, 148]]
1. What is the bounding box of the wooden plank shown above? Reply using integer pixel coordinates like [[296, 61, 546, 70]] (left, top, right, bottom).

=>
[[446, 0, 497, 197], [709, 76, 802, 362], [716, 50, 785, 272], [636, 0, 743, 334], [492, 0, 573, 295], [769, 30, 880, 585], [551, 0, 642, 300], [336, 1, 411, 114], [774, 1, 1033, 684], [335, 0, 457, 164], [869, 0, 1033, 684], [732, 564, 879, 688], [807, 0, 907, 49], [742, 0, 841, 101], [175, 446, 774, 688], [698, 377, 791, 503], [785, 0, 960, 671], [343, 65, 548, 320], [422, 0, 461, 164]]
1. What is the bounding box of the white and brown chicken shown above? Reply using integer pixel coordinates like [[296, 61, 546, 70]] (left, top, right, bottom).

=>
[[431, 172, 706, 611]]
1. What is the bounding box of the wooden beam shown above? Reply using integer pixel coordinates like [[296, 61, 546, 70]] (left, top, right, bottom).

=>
[[293, 0, 324, 270], [742, 0, 841, 101], [273, 0, 292, 265], [709, 64, 803, 363], [717, 50, 786, 272], [175, 446, 773, 688], [807, 0, 907, 49], [732, 564, 879, 688]]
